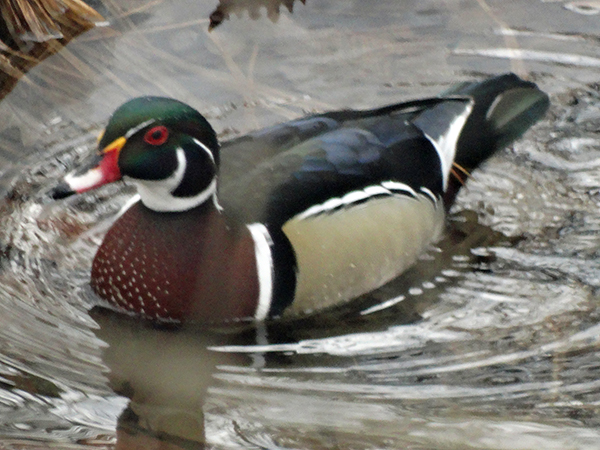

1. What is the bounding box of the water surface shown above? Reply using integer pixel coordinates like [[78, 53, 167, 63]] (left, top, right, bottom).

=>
[[0, 0, 599, 448]]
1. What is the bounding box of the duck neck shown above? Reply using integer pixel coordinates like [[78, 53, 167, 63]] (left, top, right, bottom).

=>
[[134, 176, 219, 212], [130, 145, 219, 213]]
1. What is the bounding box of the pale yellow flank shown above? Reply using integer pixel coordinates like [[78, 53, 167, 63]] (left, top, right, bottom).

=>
[[283, 194, 444, 315]]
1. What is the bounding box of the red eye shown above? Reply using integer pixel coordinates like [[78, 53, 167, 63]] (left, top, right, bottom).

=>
[[144, 126, 169, 146]]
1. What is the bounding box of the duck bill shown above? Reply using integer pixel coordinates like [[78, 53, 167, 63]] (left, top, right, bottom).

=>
[[52, 137, 126, 199]]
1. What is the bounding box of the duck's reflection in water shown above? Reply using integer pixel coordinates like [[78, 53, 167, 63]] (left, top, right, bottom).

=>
[[91, 307, 251, 449]]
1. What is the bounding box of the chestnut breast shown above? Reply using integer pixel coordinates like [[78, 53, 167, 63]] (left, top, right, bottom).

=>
[[91, 202, 259, 322]]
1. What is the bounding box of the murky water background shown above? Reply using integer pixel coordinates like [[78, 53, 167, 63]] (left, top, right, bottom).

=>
[[0, 0, 599, 448]]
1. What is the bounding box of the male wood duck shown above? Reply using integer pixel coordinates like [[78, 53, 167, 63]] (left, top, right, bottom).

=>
[[52, 73, 549, 323]]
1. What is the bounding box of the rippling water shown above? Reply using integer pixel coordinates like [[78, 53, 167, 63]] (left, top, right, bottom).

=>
[[0, 0, 599, 448]]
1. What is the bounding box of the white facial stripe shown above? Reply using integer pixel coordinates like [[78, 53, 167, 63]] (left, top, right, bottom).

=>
[[192, 138, 216, 165], [173, 146, 187, 186], [132, 147, 217, 212], [246, 223, 274, 321], [64, 168, 103, 193], [125, 119, 156, 139], [295, 181, 422, 220]]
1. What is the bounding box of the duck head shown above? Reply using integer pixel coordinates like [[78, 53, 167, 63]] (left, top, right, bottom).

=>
[[54, 97, 220, 212]]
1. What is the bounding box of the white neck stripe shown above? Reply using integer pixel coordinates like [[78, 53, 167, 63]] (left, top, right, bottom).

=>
[[132, 147, 218, 212], [246, 223, 274, 321]]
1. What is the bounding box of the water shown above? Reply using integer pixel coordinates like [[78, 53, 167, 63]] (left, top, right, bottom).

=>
[[0, 0, 599, 448]]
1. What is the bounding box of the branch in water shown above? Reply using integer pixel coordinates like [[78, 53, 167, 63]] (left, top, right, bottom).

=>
[[209, 0, 306, 30]]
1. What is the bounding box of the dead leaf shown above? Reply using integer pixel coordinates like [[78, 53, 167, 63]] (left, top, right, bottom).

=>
[[209, 0, 306, 30]]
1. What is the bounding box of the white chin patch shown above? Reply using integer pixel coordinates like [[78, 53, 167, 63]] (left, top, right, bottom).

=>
[[64, 168, 103, 193]]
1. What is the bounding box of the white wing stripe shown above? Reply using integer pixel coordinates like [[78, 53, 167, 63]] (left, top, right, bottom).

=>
[[381, 181, 418, 197], [420, 187, 438, 205], [295, 180, 434, 220]]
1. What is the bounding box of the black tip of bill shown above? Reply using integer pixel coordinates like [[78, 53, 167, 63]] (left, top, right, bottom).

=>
[[49, 182, 76, 200]]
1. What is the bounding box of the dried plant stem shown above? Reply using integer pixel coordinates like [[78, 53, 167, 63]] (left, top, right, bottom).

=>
[[0, 0, 103, 99]]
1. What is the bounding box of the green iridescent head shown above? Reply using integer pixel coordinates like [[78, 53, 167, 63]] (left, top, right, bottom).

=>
[[98, 96, 219, 181]]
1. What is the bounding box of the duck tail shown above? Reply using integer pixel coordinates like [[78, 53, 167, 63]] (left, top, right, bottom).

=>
[[448, 73, 549, 173]]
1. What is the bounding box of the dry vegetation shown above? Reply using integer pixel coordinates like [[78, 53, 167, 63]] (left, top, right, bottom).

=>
[[0, 0, 105, 99]]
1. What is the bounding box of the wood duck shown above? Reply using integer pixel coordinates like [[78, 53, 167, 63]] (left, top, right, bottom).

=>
[[52, 73, 549, 323]]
